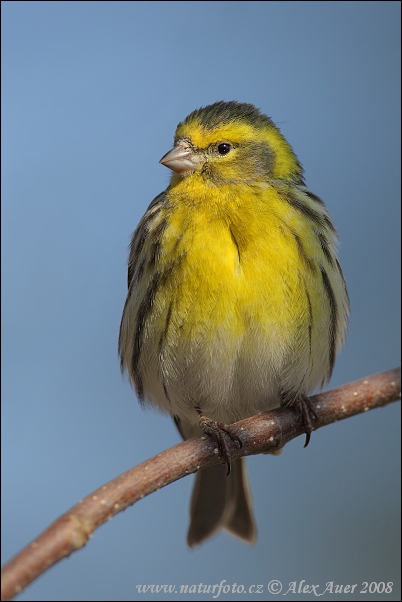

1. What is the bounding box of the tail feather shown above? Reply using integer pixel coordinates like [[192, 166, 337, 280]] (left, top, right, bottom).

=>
[[187, 458, 257, 547]]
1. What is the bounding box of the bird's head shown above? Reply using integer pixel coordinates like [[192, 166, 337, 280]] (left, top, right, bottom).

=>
[[160, 101, 304, 187]]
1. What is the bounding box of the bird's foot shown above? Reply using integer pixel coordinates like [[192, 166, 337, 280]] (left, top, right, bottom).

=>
[[195, 407, 242, 476], [295, 397, 318, 448]]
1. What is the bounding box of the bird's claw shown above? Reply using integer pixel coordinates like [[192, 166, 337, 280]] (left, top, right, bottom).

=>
[[196, 407, 242, 475], [295, 397, 318, 447]]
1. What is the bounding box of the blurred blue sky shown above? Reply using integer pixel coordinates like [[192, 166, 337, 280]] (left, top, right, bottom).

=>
[[2, 1, 400, 600]]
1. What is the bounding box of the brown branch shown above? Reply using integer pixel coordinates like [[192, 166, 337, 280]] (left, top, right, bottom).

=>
[[1, 368, 400, 601]]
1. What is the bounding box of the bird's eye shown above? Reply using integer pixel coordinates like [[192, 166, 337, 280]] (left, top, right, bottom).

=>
[[217, 143, 232, 156]]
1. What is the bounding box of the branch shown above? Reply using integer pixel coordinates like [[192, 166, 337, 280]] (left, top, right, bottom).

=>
[[1, 368, 400, 601]]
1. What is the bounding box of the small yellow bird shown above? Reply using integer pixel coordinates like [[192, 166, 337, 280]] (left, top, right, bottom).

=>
[[119, 101, 349, 547]]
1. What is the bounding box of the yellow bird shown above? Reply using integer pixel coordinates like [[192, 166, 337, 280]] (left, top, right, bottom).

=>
[[119, 101, 349, 546]]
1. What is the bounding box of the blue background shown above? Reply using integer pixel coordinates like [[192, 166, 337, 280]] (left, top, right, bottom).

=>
[[2, 2, 401, 600]]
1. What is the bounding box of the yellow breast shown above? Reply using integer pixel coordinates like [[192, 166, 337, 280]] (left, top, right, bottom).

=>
[[126, 175, 335, 423]]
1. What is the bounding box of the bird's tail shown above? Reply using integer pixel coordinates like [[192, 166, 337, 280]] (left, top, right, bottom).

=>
[[187, 457, 257, 547]]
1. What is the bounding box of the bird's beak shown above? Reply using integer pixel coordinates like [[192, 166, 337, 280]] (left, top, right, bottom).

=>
[[159, 141, 201, 175]]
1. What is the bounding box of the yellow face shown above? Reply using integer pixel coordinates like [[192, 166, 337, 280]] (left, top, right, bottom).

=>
[[163, 101, 304, 186]]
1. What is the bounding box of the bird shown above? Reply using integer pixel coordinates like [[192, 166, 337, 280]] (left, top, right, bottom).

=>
[[118, 100, 349, 547]]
